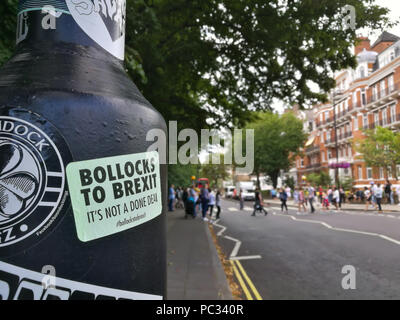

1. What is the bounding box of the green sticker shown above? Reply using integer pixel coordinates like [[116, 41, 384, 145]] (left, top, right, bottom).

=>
[[66, 151, 162, 242]]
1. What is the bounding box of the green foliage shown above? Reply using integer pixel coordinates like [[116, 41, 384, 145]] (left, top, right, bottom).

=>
[[168, 163, 200, 187], [355, 126, 400, 179], [307, 171, 332, 187], [248, 112, 307, 188], [199, 155, 231, 188], [0, 0, 18, 66], [338, 176, 354, 191], [283, 175, 296, 190], [0, 0, 395, 131]]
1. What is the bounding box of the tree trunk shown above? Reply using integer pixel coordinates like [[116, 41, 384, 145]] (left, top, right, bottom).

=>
[[256, 172, 261, 190], [270, 170, 280, 189]]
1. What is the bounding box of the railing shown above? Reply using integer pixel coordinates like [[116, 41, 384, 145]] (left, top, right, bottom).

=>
[[367, 83, 400, 105], [362, 114, 400, 130], [306, 146, 320, 154]]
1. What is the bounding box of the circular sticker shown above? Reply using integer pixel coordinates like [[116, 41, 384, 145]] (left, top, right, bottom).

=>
[[0, 107, 72, 252]]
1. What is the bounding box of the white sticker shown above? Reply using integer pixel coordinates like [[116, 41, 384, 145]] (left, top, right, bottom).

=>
[[66, 151, 162, 242], [0, 261, 162, 300], [66, 0, 126, 60]]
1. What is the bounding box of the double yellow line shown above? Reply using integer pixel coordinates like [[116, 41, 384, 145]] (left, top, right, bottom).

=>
[[230, 260, 262, 300]]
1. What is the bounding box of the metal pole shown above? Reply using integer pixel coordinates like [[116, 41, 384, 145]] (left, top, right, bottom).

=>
[[333, 92, 339, 186]]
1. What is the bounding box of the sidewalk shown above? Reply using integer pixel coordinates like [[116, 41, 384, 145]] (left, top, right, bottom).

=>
[[167, 209, 233, 300], [265, 199, 400, 213]]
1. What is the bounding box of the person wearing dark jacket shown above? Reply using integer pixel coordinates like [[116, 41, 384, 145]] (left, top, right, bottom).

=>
[[252, 190, 268, 216], [279, 188, 288, 213]]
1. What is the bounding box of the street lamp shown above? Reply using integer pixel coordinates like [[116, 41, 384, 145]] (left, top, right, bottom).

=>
[[332, 90, 344, 186]]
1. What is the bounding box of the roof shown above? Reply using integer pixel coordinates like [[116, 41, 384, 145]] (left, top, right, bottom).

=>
[[371, 31, 400, 48]]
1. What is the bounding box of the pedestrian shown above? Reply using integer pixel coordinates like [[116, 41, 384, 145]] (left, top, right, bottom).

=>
[[364, 187, 372, 212], [168, 184, 175, 212], [271, 188, 277, 200], [208, 188, 216, 220], [293, 188, 299, 206], [185, 192, 196, 219], [375, 184, 383, 213], [200, 187, 210, 221], [308, 184, 316, 213], [176, 187, 184, 209], [322, 192, 330, 210], [215, 190, 222, 220], [397, 185, 400, 206], [371, 182, 377, 209], [182, 187, 189, 213], [285, 186, 292, 199], [385, 180, 392, 204], [298, 188, 307, 213], [279, 188, 288, 213], [327, 186, 333, 204], [239, 189, 244, 210], [332, 186, 340, 211], [339, 187, 345, 206], [318, 185, 324, 204], [252, 189, 268, 216]]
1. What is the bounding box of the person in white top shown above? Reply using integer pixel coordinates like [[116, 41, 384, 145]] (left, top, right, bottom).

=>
[[364, 187, 372, 211], [208, 189, 216, 220], [397, 185, 400, 206], [332, 186, 340, 210], [285, 186, 292, 199]]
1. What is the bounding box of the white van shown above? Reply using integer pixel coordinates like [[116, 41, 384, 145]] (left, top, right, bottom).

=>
[[225, 186, 236, 198], [236, 182, 256, 201]]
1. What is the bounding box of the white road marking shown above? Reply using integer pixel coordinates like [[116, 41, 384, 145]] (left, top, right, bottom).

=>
[[230, 255, 262, 261], [224, 236, 242, 258], [212, 213, 262, 261], [274, 214, 400, 247], [228, 207, 239, 212]]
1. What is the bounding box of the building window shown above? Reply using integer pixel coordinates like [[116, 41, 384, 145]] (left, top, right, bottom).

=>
[[361, 89, 366, 106], [381, 80, 386, 97], [391, 104, 396, 123], [380, 168, 384, 179], [363, 115, 368, 129], [354, 116, 358, 131], [389, 75, 395, 92], [373, 86, 378, 100], [382, 109, 388, 126], [388, 167, 393, 179], [358, 166, 363, 180], [367, 167, 373, 180], [374, 113, 379, 126]]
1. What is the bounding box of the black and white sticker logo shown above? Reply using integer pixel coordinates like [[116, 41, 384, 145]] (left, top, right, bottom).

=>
[[66, 0, 126, 60], [0, 110, 72, 249]]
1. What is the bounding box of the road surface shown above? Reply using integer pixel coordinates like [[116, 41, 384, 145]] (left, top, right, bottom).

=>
[[211, 198, 400, 300]]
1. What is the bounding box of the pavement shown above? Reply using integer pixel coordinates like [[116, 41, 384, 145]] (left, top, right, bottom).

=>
[[166, 209, 233, 300]]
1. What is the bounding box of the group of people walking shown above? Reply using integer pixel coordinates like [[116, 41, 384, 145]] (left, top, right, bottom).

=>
[[169, 185, 222, 221]]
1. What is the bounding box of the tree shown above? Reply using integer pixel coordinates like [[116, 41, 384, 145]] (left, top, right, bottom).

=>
[[0, 0, 395, 131], [249, 112, 307, 188], [354, 126, 400, 180], [200, 154, 231, 188], [168, 163, 200, 187], [307, 172, 332, 188]]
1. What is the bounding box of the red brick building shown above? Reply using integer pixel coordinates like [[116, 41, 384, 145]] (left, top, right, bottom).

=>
[[295, 32, 400, 188]]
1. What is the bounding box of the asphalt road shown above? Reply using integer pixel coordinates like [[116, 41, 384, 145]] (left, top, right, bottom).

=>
[[212, 198, 400, 300]]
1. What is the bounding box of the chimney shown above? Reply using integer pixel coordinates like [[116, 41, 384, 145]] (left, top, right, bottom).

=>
[[355, 37, 371, 55]]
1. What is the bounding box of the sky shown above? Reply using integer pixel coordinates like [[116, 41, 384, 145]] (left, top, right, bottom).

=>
[[273, 0, 400, 114]]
